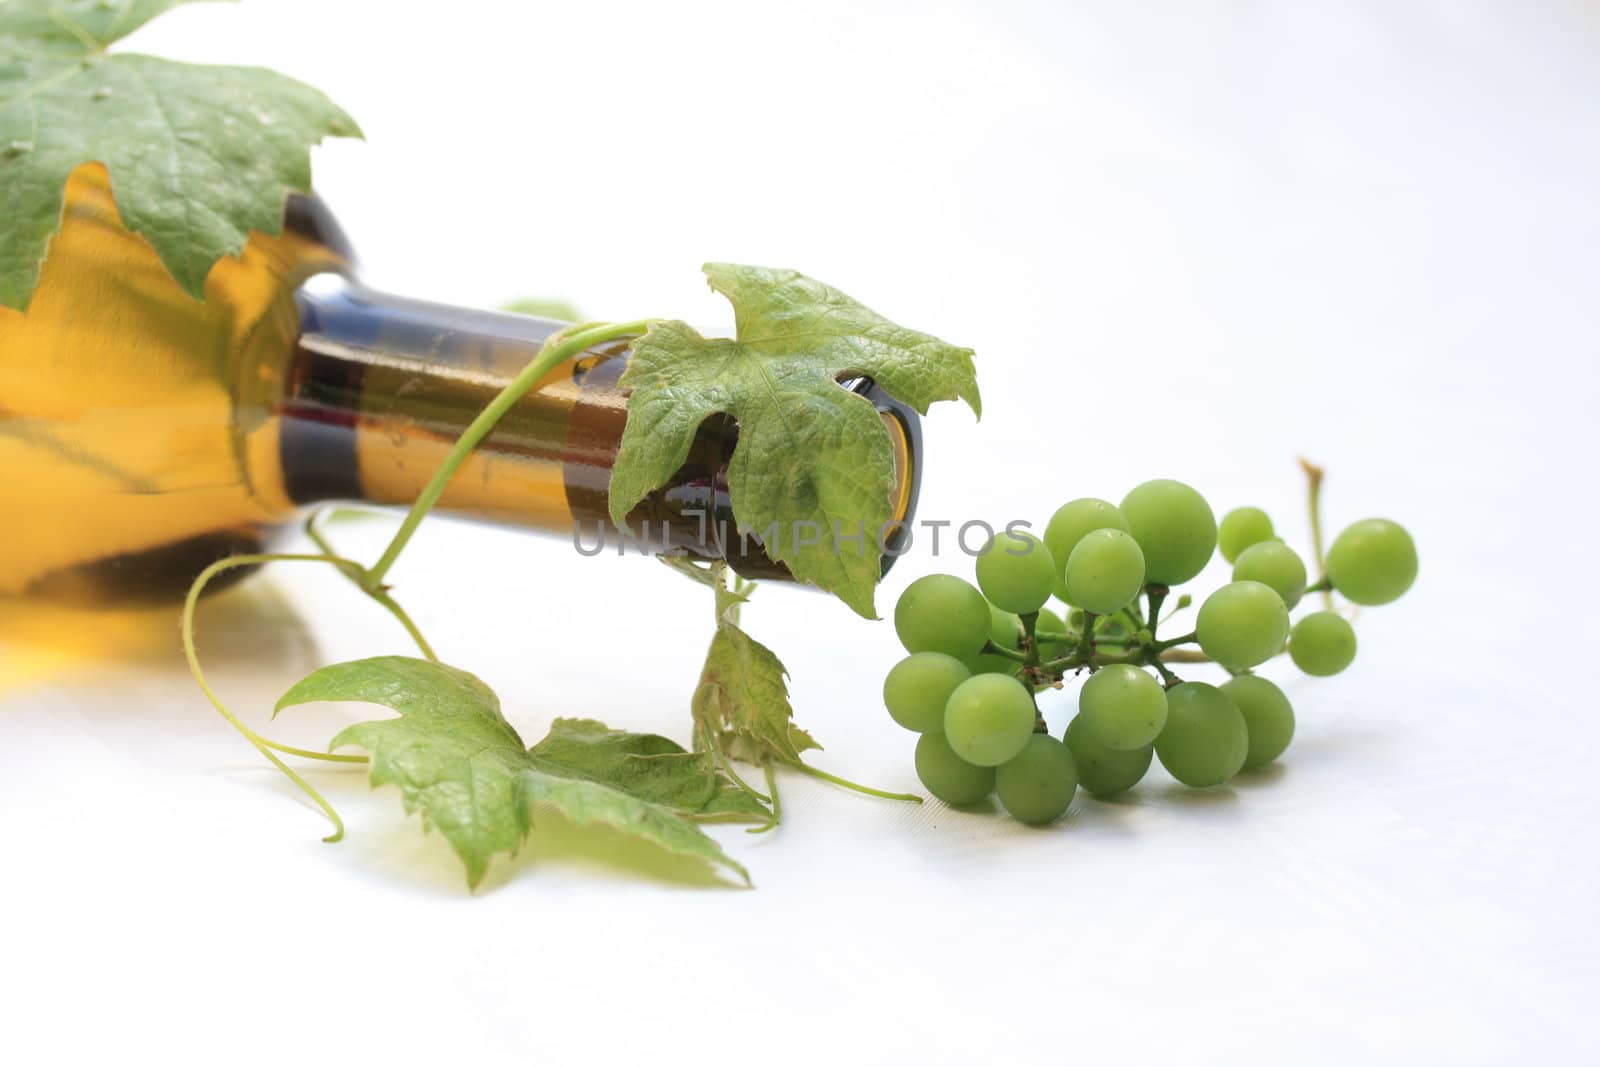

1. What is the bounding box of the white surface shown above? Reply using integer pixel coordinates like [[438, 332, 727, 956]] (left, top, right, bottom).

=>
[[3, 2, 1598, 1064]]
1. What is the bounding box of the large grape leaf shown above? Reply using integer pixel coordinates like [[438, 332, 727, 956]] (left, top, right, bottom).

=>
[[609, 264, 980, 618], [0, 0, 360, 309], [275, 656, 753, 888]]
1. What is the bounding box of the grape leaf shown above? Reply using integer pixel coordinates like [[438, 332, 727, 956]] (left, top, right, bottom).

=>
[[501, 296, 583, 322], [609, 264, 979, 618], [275, 656, 752, 888], [690, 563, 819, 768], [0, 0, 361, 309], [527, 717, 769, 819]]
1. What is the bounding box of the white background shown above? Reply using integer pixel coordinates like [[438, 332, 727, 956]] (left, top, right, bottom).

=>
[[3, 1, 1597, 1064]]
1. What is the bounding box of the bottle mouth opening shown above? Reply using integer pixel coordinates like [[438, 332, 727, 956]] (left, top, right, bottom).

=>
[[845, 376, 922, 576], [715, 375, 923, 584]]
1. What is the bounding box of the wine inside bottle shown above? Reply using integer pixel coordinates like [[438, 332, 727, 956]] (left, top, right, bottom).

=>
[[0, 165, 921, 604]]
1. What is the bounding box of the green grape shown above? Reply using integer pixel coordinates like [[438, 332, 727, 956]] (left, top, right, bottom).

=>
[[975, 531, 1056, 614], [1064, 528, 1146, 614], [1233, 540, 1307, 609], [1289, 611, 1357, 676], [1093, 612, 1133, 643], [1195, 580, 1290, 670], [1064, 714, 1152, 797], [914, 732, 996, 806], [1327, 518, 1417, 605], [989, 603, 1024, 649], [1220, 675, 1295, 770], [1155, 682, 1249, 787], [995, 734, 1079, 824], [1043, 499, 1130, 579], [1120, 479, 1217, 585], [894, 574, 990, 658], [943, 674, 1037, 766], [1218, 506, 1274, 563], [963, 603, 1024, 676], [1035, 606, 1072, 655], [1078, 664, 1167, 750], [883, 652, 972, 733]]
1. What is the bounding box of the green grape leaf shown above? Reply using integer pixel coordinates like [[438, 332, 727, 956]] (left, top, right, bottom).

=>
[[526, 717, 769, 819], [500, 296, 583, 322], [609, 263, 979, 618], [0, 0, 361, 309], [690, 565, 820, 768], [275, 656, 752, 888]]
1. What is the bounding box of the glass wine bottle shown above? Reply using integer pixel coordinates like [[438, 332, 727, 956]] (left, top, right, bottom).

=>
[[0, 165, 922, 604]]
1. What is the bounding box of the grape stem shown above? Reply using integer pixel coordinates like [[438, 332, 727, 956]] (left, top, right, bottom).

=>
[[1017, 612, 1050, 731], [981, 639, 1030, 663], [1159, 595, 1191, 625], [795, 762, 923, 803], [1299, 457, 1335, 611], [1152, 630, 1197, 652], [1075, 611, 1098, 660], [1149, 656, 1181, 687], [1144, 584, 1168, 643], [1080, 647, 1209, 667]]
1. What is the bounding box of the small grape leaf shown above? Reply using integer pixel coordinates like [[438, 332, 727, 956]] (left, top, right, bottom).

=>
[[690, 563, 820, 768], [275, 656, 751, 888], [500, 296, 583, 322], [527, 717, 768, 819], [0, 0, 361, 309], [609, 264, 979, 618]]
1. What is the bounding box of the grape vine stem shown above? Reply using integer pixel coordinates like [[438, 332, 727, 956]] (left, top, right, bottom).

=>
[[188, 321, 653, 842], [183, 553, 362, 842], [364, 319, 656, 589], [795, 762, 923, 803]]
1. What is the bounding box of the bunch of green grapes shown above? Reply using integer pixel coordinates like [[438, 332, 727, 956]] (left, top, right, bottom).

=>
[[882, 474, 1417, 824]]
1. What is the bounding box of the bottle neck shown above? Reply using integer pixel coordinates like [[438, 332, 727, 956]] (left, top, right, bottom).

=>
[[278, 277, 922, 581]]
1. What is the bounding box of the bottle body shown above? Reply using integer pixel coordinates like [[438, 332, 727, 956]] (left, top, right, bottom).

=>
[[1, 165, 921, 604], [1, 165, 336, 601]]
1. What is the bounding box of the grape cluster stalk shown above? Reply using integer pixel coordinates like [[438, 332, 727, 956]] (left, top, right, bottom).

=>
[[884, 464, 1418, 824]]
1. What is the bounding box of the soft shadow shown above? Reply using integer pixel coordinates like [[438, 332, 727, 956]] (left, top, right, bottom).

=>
[[1070, 792, 1146, 836], [1151, 781, 1240, 807], [0, 580, 319, 694], [1232, 761, 1289, 788], [184, 581, 322, 672], [515, 811, 745, 891], [1081, 788, 1149, 810], [945, 795, 1001, 816], [0, 599, 175, 689], [236, 766, 745, 896]]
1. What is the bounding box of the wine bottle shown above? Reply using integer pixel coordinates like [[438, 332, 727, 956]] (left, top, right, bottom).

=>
[[0, 165, 922, 604]]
